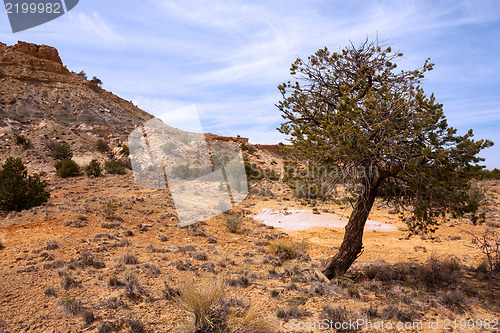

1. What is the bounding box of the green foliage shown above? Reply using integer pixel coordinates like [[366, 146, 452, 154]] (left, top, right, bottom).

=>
[[78, 70, 87, 79], [101, 198, 118, 220], [477, 168, 500, 180], [121, 145, 129, 156], [85, 159, 102, 177], [0, 157, 50, 212], [15, 135, 29, 147], [244, 162, 279, 182], [55, 159, 80, 178], [51, 142, 73, 160], [91, 76, 102, 86], [278, 39, 493, 234], [104, 160, 126, 174], [96, 139, 109, 153]]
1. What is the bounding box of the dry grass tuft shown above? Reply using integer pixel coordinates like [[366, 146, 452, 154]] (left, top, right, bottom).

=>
[[174, 278, 228, 333], [231, 305, 276, 333], [268, 239, 308, 260]]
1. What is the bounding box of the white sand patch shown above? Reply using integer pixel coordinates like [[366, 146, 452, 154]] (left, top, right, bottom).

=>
[[252, 209, 397, 232]]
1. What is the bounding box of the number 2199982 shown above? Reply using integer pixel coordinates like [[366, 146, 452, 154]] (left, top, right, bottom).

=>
[[5, 2, 62, 14]]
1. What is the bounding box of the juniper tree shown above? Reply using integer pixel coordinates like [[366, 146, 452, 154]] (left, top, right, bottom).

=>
[[277, 39, 493, 278], [0, 157, 50, 212]]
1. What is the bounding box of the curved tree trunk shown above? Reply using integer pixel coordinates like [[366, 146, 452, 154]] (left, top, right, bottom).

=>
[[322, 181, 380, 279]]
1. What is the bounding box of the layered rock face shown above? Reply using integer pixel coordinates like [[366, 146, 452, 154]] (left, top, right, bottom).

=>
[[0, 41, 152, 132]]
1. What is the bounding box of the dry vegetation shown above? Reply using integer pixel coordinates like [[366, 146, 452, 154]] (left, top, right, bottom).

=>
[[0, 161, 499, 332]]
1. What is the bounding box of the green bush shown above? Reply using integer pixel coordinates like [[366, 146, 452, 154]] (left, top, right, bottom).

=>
[[244, 162, 279, 181], [51, 142, 73, 160], [101, 199, 118, 220], [15, 135, 29, 147], [0, 157, 50, 212], [85, 159, 102, 177], [478, 168, 500, 180], [55, 159, 80, 178], [121, 145, 129, 156], [96, 139, 110, 153], [105, 160, 126, 174]]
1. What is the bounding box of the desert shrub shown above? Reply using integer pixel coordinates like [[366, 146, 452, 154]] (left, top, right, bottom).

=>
[[15, 134, 29, 147], [101, 198, 118, 220], [321, 306, 360, 332], [227, 271, 251, 288], [61, 274, 79, 290], [85, 159, 102, 177], [142, 263, 160, 277], [440, 289, 466, 313], [126, 318, 146, 333], [98, 322, 114, 333], [163, 282, 180, 300], [0, 157, 50, 212], [83, 310, 95, 325], [91, 76, 103, 86], [76, 250, 105, 268], [379, 305, 418, 322], [124, 271, 147, 300], [230, 305, 276, 333], [51, 142, 73, 160], [192, 251, 209, 261], [96, 139, 110, 153], [106, 297, 125, 309], [104, 160, 126, 174], [244, 162, 264, 181], [277, 300, 308, 319], [224, 213, 243, 233], [0, 240, 3, 250], [101, 222, 120, 229], [108, 276, 125, 287], [269, 239, 308, 260], [359, 259, 460, 288], [174, 278, 229, 332], [121, 145, 129, 156], [468, 230, 500, 272], [120, 252, 139, 265], [59, 297, 84, 315], [55, 159, 79, 178], [44, 287, 56, 297], [46, 240, 59, 250], [78, 70, 87, 79]]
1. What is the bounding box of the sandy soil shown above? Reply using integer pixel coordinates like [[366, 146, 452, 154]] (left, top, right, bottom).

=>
[[0, 174, 499, 333]]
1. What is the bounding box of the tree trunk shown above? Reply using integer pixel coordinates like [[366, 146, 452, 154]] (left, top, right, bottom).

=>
[[322, 181, 380, 279]]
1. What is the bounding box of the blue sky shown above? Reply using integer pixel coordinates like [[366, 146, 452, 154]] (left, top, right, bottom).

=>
[[1, 0, 499, 168]]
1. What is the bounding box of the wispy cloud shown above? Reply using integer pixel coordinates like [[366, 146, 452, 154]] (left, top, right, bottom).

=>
[[68, 12, 124, 43]]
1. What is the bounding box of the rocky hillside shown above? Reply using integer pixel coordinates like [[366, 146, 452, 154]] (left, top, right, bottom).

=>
[[0, 41, 154, 173], [0, 41, 151, 129]]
